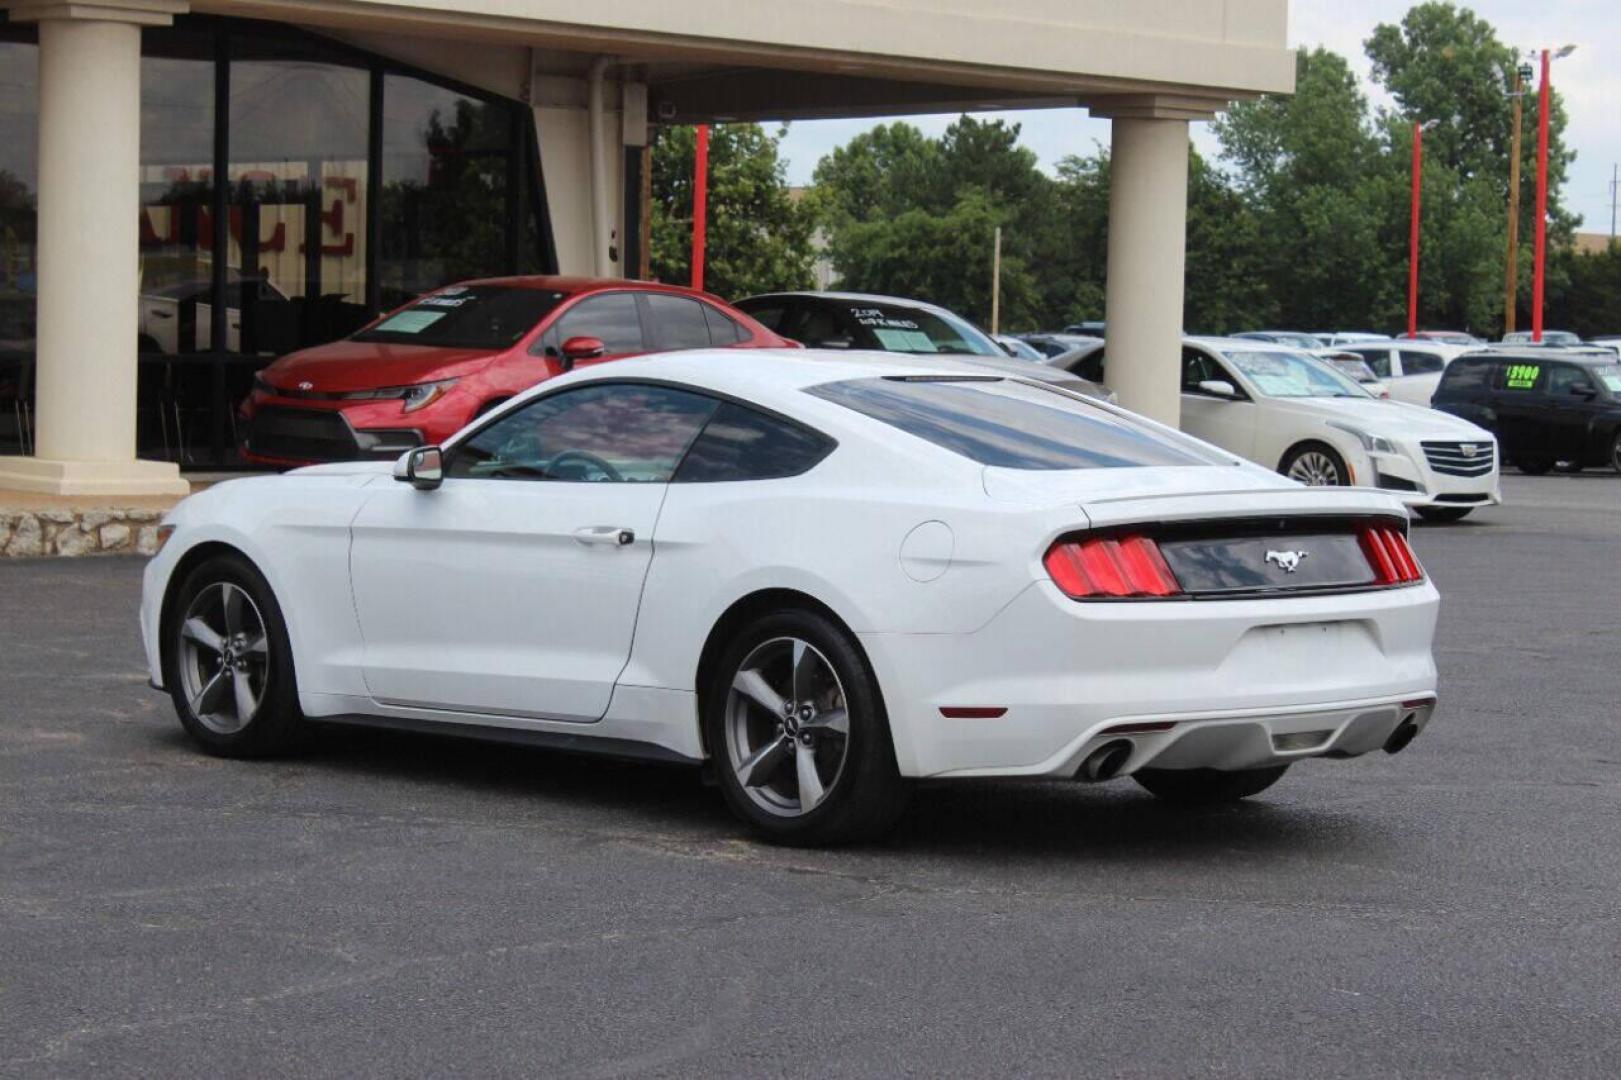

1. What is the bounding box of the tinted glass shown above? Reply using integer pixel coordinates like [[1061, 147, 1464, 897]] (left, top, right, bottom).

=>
[[645, 293, 711, 350], [806, 377, 1214, 470], [675, 402, 832, 482], [1547, 365, 1594, 395], [1437, 358, 1492, 394], [449, 383, 718, 482], [1349, 347, 1392, 377], [551, 293, 644, 354], [0, 41, 35, 457], [1495, 361, 1546, 392], [702, 303, 745, 344], [738, 303, 786, 331], [1400, 350, 1444, 376], [354, 284, 562, 349], [839, 302, 1001, 357], [1181, 348, 1230, 391]]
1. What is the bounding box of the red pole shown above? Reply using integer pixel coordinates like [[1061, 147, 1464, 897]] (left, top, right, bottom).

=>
[[1408, 122, 1423, 338], [691, 124, 710, 291], [1531, 49, 1550, 343]]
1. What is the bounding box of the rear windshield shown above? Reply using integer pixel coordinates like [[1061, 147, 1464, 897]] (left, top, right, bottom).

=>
[[354, 285, 566, 349], [805, 376, 1218, 470], [842, 303, 1002, 357]]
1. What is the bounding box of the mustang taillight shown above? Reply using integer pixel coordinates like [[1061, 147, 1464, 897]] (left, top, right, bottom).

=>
[[1358, 523, 1424, 585], [1044, 534, 1182, 599]]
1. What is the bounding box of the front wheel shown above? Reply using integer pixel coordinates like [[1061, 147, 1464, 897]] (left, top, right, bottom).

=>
[[163, 553, 304, 757], [704, 610, 909, 845], [1516, 454, 1554, 475], [1133, 765, 1290, 805], [1415, 506, 1472, 523], [1280, 443, 1349, 487], [1610, 431, 1621, 475]]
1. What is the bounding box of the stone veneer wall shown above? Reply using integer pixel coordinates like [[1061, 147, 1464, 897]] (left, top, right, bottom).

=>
[[1, 509, 165, 558]]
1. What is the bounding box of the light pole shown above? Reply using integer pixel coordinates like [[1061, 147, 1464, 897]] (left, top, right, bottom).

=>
[[691, 124, 710, 291], [1408, 119, 1440, 338], [1531, 45, 1575, 343], [1502, 59, 1533, 335]]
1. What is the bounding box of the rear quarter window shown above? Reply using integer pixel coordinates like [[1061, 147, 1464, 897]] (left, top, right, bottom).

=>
[[1436, 359, 1493, 395], [674, 402, 833, 482]]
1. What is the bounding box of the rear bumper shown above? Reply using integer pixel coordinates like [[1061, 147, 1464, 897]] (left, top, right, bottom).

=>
[[861, 577, 1439, 778]]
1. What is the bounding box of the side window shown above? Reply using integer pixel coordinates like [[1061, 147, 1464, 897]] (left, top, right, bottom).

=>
[[446, 383, 718, 483], [1437, 359, 1491, 395], [1181, 348, 1228, 393], [674, 402, 833, 482], [1547, 365, 1594, 396], [546, 293, 645, 356], [1353, 347, 1392, 378], [702, 303, 746, 344], [1073, 349, 1105, 384], [1399, 350, 1444, 376], [741, 304, 787, 331], [645, 294, 713, 350], [1494, 361, 1546, 393]]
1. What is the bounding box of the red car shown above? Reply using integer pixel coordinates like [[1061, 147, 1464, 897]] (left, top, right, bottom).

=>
[[239, 277, 791, 466]]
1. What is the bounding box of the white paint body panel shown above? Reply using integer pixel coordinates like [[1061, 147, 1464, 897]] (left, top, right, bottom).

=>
[[141, 350, 1440, 779]]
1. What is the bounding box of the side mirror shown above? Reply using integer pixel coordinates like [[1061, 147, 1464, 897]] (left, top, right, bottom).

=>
[[1197, 379, 1238, 399], [394, 445, 443, 490], [559, 335, 605, 372]]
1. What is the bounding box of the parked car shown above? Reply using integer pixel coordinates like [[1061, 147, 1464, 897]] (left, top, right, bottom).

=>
[[1019, 332, 1103, 359], [1318, 353, 1390, 398], [140, 274, 294, 355], [1398, 331, 1484, 346], [1233, 331, 1327, 350], [143, 349, 1439, 844], [734, 292, 1110, 399], [238, 277, 789, 466], [1586, 336, 1621, 358], [1313, 331, 1392, 348], [1063, 320, 1106, 335], [1501, 330, 1582, 348], [1431, 351, 1621, 474], [1049, 336, 1501, 521], [993, 334, 1047, 361], [1336, 342, 1471, 407]]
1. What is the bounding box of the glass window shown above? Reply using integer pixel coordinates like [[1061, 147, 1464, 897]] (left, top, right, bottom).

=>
[[645, 293, 711, 350], [1349, 347, 1392, 378], [1399, 350, 1444, 376], [1592, 365, 1621, 395], [353, 284, 562, 349], [228, 55, 370, 357], [0, 39, 37, 456], [739, 303, 787, 331], [675, 402, 832, 482], [448, 383, 718, 482], [1547, 365, 1594, 396], [1495, 361, 1545, 392], [806, 376, 1217, 470], [1437, 358, 1492, 394], [702, 303, 745, 344], [838, 301, 1001, 356], [1221, 349, 1364, 398], [379, 74, 522, 309], [1181, 348, 1231, 393], [549, 293, 644, 355]]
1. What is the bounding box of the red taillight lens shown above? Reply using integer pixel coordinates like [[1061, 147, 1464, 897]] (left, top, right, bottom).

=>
[[1358, 523, 1424, 585], [1044, 535, 1182, 599]]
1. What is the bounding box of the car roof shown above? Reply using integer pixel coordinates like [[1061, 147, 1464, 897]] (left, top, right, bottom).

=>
[[1470, 350, 1615, 365], [447, 275, 732, 305], [738, 291, 959, 316], [539, 348, 1046, 395]]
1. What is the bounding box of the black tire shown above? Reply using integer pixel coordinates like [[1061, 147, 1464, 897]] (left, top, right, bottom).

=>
[[1414, 506, 1472, 523], [1516, 454, 1554, 475], [703, 608, 909, 846], [1133, 764, 1290, 805], [1554, 460, 1583, 474], [1610, 431, 1621, 475], [1279, 442, 1350, 487], [162, 553, 304, 757]]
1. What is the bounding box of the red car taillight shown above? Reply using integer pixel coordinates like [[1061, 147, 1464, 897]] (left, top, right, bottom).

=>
[[1358, 523, 1424, 585], [1044, 535, 1182, 599]]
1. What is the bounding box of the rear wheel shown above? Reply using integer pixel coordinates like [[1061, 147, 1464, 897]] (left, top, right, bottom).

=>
[[1415, 506, 1472, 523], [1280, 443, 1349, 487], [1134, 765, 1289, 805], [704, 609, 909, 845], [1516, 454, 1554, 475], [1610, 431, 1621, 474], [163, 554, 303, 757]]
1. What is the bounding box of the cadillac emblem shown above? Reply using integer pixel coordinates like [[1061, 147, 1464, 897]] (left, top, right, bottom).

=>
[[1460, 443, 1478, 457]]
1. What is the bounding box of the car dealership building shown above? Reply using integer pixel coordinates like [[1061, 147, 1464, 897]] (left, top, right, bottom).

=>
[[0, 0, 1292, 494]]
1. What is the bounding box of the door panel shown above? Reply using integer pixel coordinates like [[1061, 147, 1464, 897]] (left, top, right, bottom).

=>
[[1179, 348, 1257, 458]]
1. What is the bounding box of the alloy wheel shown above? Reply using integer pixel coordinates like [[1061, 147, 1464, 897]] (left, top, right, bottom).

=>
[[177, 582, 269, 734], [724, 636, 851, 817], [1287, 451, 1343, 486]]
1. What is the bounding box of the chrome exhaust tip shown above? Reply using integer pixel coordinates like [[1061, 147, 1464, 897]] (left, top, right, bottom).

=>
[[1078, 739, 1133, 782]]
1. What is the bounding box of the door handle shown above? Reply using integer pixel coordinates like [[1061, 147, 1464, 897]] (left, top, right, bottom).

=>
[[574, 526, 635, 547]]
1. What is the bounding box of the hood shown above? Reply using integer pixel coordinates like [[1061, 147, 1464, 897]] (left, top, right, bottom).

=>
[[261, 340, 501, 393], [1266, 395, 1493, 439], [286, 460, 396, 478]]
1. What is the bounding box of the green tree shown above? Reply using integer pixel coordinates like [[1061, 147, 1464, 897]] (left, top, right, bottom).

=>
[[650, 124, 815, 298]]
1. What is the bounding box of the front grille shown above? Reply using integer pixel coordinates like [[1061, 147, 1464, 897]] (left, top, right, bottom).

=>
[[1422, 440, 1495, 477], [245, 406, 360, 462]]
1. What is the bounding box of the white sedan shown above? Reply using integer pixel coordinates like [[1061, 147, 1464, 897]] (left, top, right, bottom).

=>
[[1054, 337, 1501, 522], [141, 351, 1439, 844]]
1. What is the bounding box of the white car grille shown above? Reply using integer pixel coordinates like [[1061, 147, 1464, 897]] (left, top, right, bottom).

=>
[[1421, 440, 1495, 477]]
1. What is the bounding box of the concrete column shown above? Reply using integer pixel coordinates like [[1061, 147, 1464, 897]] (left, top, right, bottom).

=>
[[531, 70, 626, 279], [1101, 114, 1191, 428], [0, 0, 189, 496]]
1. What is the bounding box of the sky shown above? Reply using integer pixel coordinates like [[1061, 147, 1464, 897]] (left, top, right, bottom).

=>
[[774, 1, 1621, 235]]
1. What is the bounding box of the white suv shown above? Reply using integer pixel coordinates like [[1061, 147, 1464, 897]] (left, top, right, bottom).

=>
[[1338, 342, 1472, 407]]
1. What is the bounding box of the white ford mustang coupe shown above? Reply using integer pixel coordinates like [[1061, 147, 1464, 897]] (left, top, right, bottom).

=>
[[141, 351, 1439, 844]]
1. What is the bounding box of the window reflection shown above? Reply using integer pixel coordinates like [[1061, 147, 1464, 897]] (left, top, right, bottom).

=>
[[0, 40, 38, 455]]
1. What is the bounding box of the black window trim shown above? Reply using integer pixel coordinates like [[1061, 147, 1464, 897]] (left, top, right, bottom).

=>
[[443, 377, 837, 481]]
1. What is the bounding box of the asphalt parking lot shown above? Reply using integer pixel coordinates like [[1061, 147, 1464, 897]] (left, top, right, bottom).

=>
[[3, 472, 1619, 1078]]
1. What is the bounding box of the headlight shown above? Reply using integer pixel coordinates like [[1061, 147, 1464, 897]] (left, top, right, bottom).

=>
[[1328, 422, 1397, 455], [399, 378, 458, 413]]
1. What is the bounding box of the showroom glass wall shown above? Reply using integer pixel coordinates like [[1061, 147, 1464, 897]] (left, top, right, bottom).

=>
[[0, 15, 551, 465]]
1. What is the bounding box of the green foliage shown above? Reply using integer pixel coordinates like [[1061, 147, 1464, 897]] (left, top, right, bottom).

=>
[[650, 124, 815, 298], [1549, 244, 1621, 338]]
